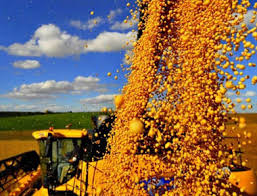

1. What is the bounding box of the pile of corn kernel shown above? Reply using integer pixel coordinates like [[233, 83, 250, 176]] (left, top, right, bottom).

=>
[[100, 0, 257, 195]]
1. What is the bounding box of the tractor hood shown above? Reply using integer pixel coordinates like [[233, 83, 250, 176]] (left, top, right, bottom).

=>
[[32, 129, 88, 140]]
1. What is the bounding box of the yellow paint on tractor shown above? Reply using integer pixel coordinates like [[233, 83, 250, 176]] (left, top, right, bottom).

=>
[[32, 129, 88, 140], [229, 168, 257, 195], [33, 187, 48, 196]]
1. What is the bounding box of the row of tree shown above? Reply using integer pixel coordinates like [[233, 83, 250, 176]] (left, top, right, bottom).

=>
[[0, 110, 72, 118]]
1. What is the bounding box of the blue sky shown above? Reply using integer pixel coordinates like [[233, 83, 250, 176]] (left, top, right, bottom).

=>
[[0, 0, 256, 113], [0, 0, 137, 112]]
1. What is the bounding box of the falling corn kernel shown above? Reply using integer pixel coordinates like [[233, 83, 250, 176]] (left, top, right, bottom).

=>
[[225, 81, 234, 89], [245, 98, 251, 103], [129, 118, 144, 135], [101, 107, 108, 113], [252, 76, 257, 85], [241, 105, 246, 110], [114, 95, 124, 109]]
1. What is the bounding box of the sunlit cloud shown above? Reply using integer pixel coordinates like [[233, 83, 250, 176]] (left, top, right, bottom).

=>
[[80, 94, 116, 104], [111, 18, 138, 30], [70, 17, 103, 30], [13, 60, 40, 69], [0, 24, 136, 57], [1, 76, 108, 100]]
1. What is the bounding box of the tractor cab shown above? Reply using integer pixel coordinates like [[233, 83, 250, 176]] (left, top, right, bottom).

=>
[[32, 114, 115, 194], [32, 129, 87, 191]]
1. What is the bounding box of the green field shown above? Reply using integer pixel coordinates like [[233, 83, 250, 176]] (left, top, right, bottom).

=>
[[1, 112, 255, 131], [0, 112, 105, 132]]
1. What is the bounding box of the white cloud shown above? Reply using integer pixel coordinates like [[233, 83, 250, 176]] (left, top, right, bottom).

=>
[[244, 91, 256, 97], [228, 91, 256, 102], [70, 9, 123, 30], [14, 104, 40, 111], [86, 31, 136, 52], [0, 104, 13, 111], [13, 60, 40, 69], [226, 91, 235, 96], [0, 24, 136, 57], [243, 10, 256, 28], [1, 76, 108, 100], [111, 18, 138, 30], [1, 24, 84, 57], [234, 10, 256, 29], [70, 17, 103, 30], [4, 39, 42, 56], [80, 94, 116, 104], [72, 76, 107, 93], [108, 9, 123, 22], [3, 91, 56, 100]]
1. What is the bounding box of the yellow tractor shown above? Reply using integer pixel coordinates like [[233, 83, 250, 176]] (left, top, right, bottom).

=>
[[0, 115, 113, 196], [32, 115, 114, 196]]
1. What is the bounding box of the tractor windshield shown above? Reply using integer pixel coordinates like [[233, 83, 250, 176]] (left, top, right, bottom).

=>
[[38, 138, 82, 188]]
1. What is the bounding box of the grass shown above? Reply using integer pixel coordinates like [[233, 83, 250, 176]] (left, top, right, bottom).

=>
[[0, 112, 105, 132], [0, 140, 38, 160]]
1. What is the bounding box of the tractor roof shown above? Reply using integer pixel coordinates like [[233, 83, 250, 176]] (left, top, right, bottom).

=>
[[32, 129, 88, 140]]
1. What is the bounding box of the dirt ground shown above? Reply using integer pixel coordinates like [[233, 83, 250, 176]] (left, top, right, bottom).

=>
[[0, 130, 38, 160], [0, 140, 39, 160]]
